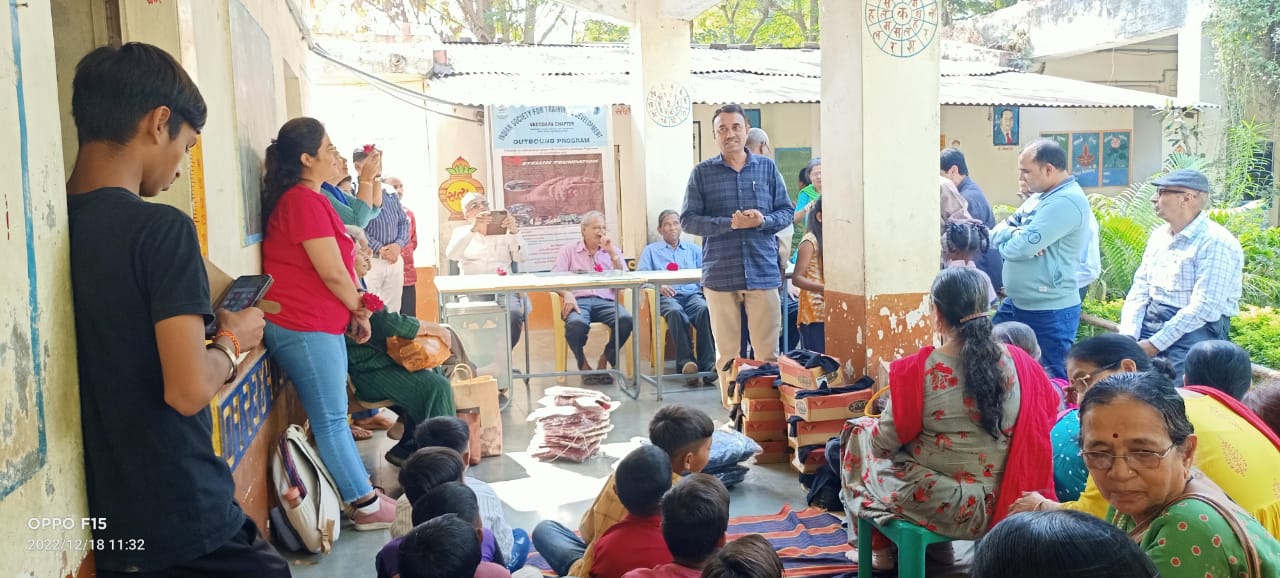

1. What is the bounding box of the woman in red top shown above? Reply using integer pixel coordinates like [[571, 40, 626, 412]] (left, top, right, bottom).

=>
[[260, 117, 395, 528]]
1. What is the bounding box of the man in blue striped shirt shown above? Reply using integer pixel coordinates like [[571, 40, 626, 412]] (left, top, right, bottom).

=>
[[681, 104, 795, 405], [639, 210, 714, 378], [358, 147, 411, 312]]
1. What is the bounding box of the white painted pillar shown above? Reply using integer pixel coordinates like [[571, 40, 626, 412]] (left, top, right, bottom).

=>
[[628, 2, 693, 251], [821, 0, 943, 375]]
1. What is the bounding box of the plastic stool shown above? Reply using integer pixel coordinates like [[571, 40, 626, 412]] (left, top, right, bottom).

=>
[[857, 517, 954, 578]]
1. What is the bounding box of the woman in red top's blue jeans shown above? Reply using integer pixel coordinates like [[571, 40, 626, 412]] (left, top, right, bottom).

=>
[[260, 117, 396, 528]]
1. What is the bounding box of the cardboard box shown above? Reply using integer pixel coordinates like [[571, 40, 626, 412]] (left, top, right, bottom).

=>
[[791, 447, 829, 474], [795, 389, 875, 422], [787, 418, 845, 448], [778, 384, 801, 406], [783, 400, 797, 419], [741, 419, 788, 443], [778, 352, 845, 390], [731, 357, 780, 401], [742, 398, 785, 421], [451, 374, 503, 457], [755, 440, 790, 464]]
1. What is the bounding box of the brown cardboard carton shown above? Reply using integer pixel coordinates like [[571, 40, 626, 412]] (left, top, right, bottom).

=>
[[741, 419, 788, 443], [795, 389, 875, 421], [787, 418, 845, 447], [742, 398, 785, 421], [755, 440, 790, 464], [790, 446, 828, 474], [778, 352, 844, 390]]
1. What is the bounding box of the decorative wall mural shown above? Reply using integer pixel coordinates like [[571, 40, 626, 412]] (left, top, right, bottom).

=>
[[437, 157, 485, 221], [864, 0, 939, 58], [645, 82, 692, 127]]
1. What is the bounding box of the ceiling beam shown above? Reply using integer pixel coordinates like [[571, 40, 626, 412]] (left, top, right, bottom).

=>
[[551, 0, 633, 25], [660, 0, 721, 20]]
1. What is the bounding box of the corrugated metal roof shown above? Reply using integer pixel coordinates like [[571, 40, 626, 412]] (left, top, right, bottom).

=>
[[333, 41, 1196, 109]]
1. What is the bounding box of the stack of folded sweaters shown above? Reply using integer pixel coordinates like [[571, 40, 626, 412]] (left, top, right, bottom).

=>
[[527, 387, 618, 463]]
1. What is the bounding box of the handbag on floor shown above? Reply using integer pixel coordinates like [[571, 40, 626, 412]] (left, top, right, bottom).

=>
[[271, 424, 343, 554]]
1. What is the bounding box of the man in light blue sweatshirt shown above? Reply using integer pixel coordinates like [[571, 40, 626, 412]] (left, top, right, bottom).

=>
[[991, 139, 1091, 379]]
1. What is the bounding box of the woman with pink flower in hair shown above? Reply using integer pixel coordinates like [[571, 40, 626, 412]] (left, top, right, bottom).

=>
[[639, 209, 715, 380], [445, 191, 527, 347], [260, 117, 397, 529]]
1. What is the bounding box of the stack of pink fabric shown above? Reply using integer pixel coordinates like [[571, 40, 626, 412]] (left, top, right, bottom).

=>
[[527, 387, 618, 463]]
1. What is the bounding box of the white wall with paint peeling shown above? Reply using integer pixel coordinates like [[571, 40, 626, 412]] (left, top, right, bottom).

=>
[[0, 4, 90, 577]]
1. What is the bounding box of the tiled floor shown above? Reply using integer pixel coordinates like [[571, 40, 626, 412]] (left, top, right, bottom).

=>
[[288, 328, 971, 577]]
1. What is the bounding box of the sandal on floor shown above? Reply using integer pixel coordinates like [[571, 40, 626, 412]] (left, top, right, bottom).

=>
[[354, 409, 396, 431], [351, 425, 374, 441], [871, 547, 897, 571]]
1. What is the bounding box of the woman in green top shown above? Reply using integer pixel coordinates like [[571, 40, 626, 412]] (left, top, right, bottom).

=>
[[322, 150, 383, 227], [1079, 371, 1280, 578], [790, 158, 821, 262]]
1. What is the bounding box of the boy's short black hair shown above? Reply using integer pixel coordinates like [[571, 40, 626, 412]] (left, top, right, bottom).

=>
[[649, 405, 714, 457], [399, 447, 465, 504], [414, 416, 471, 455], [411, 481, 480, 527], [701, 534, 783, 578], [399, 514, 481, 578], [661, 473, 730, 564], [615, 445, 673, 517], [71, 42, 207, 145]]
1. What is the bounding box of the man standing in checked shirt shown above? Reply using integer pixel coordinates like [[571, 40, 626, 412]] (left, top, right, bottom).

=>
[[1119, 168, 1244, 381], [681, 103, 794, 407], [357, 148, 411, 312]]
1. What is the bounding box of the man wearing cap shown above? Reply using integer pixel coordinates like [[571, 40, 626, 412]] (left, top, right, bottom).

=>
[[1119, 168, 1243, 379], [357, 147, 411, 312], [445, 192, 527, 346]]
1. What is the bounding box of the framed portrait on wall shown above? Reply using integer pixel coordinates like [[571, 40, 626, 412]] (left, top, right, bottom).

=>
[[1101, 131, 1131, 187], [993, 106, 1019, 146], [1071, 132, 1102, 187]]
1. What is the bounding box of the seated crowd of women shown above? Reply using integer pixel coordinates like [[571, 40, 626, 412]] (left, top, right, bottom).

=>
[[840, 266, 1280, 578]]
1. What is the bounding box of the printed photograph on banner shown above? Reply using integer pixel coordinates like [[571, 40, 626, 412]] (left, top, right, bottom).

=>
[[500, 153, 607, 271]]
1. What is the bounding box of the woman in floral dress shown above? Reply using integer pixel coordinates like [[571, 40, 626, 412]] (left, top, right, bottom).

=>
[[840, 268, 1058, 571]]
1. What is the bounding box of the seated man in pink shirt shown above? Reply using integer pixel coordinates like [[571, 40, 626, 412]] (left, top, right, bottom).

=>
[[552, 210, 633, 385], [624, 473, 731, 578]]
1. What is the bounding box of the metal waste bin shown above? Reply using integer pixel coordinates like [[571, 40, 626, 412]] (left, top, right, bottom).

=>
[[442, 301, 510, 394]]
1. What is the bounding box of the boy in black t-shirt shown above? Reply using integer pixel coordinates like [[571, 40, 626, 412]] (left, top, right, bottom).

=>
[[65, 43, 288, 577]]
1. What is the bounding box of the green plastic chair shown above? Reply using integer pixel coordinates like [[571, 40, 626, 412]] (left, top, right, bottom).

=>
[[857, 517, 954, 578]]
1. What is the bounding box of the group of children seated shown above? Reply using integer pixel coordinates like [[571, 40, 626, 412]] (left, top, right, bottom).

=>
[[377, 405, 787, 578]]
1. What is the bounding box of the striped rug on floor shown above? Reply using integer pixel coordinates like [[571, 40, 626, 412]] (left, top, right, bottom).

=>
[[526, 505, 858, 577]]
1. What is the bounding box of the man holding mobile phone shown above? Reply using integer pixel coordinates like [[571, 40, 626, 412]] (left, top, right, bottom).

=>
[[358, 146, 410, 312], [65, 43, 287, 576], [445, 192, 528, 347], [681, 103, 794, 407]]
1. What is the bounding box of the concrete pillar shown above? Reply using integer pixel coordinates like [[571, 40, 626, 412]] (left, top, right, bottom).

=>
[[820, 1, 943, 377], [628, 2, 693, 250]]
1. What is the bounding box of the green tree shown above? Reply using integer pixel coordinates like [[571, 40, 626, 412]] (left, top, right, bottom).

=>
[[316, 0, 573, 43], [945, 0, 1019, 25]]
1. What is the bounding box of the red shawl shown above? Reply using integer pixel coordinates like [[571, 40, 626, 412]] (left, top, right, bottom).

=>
[[888, 344, 1057, 529], [1184, 385, 1280, 452]]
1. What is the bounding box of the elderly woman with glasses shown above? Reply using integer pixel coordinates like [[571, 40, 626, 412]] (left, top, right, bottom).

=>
[[1011, 334, 1280, 540], [1072, 371, 1280, 577]]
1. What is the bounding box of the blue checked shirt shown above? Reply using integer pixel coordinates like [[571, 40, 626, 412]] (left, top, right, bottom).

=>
[[1119, 212, 1244, 351], [639, 239, 703, 295], [681, 151, 794, 291], [363, 187, 410, 252]]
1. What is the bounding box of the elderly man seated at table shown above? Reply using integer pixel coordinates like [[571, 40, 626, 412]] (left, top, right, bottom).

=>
[[552, 210, 633, 386], [445, 192, 528, 347], [639, 209, 715, 380]]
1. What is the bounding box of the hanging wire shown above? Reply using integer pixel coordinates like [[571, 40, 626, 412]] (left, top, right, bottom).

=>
[[311, 44, 483, 124]]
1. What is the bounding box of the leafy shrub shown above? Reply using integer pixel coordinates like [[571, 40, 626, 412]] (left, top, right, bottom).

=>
[[1077, 298, 1124, 341], [1230, 306, 1280, 369]]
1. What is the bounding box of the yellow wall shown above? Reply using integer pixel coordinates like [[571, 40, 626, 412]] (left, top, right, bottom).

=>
[[692, 102, 819, 162], [0, 4, 89, 577], [1041, 48, 1180, 97], [941, 105, 1140, 206]]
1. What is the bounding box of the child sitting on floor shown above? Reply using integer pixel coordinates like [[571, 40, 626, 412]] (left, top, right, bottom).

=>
[[399, 514, 510, 578], [624, 473, 731, 578], [532, 405, 715, 578], [378, 482, 502, 578], [584, 444, 675, 578], [392, 416, 520, 566], [700, 534, 783, 578]]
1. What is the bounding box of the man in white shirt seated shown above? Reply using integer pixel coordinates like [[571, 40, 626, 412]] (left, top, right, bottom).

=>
[[1118, 168, 1244, 380], [445, 192, 527, 346], [638, 210, 715, 378]]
